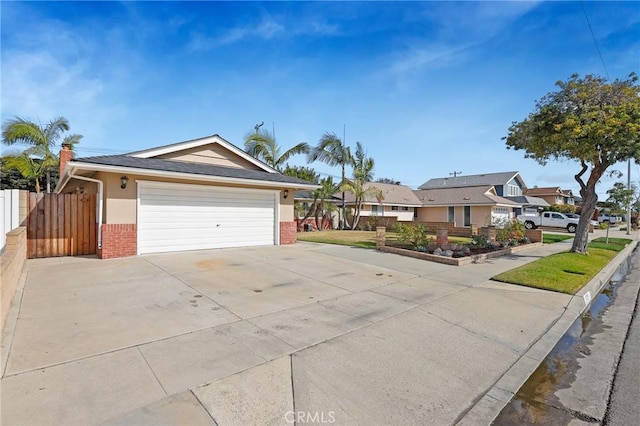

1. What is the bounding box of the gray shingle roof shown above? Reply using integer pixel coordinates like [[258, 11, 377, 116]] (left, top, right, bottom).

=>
[[341, 182, 422, 206], [418, 171, 520, 189], [413, 186, 521, 206], [503, 195, 550, 207], [72, 155, 314, 186]]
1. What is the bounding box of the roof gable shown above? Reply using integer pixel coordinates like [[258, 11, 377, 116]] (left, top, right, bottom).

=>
[[128, 134, 277, 173], [418, 171, 521, 189], [524, 186, 563, 196]]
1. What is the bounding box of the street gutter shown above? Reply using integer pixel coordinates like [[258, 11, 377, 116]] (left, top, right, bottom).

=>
[[456, 238, 639, 425]]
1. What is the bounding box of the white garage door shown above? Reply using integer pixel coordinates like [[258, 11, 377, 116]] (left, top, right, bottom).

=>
[[138, 182, 277, 254]]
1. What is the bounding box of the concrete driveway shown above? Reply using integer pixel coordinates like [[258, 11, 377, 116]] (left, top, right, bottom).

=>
[[1, 241, 577, 425]]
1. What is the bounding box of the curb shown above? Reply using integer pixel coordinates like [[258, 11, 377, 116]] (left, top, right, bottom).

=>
[[456, 239, 639, 425]]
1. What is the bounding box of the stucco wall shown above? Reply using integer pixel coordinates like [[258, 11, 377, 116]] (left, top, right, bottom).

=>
[[473, 206, 494, 227], [280, 191, 294, 222], [358, 205, 415, 221], [91, 172, 294, 225], [416, 206, 447, 222]]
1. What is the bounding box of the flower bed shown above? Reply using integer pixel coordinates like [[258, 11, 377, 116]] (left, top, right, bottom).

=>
[[379, 242, 543, 266]]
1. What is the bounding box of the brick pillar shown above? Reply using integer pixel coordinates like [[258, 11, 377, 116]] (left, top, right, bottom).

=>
[[99, 224, 137, 259], [279, 221, 297, 244], [481, 226, 497, 241], [376, 227, 386, 249], [59, 143, 73, 176], [436, 228, 448, 247]]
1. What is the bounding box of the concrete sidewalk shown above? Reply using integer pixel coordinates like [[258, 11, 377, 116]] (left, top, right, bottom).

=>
[[1, 228, 635, 425]]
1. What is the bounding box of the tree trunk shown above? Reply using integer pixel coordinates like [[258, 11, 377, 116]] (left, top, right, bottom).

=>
[[340, 165, 345, 230], [315, 201, 323, 230], [571, 166, 603, 253], [351, 197, 362, 230]]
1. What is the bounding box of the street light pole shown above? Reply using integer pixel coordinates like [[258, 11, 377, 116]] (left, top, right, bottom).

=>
[[627, 158, 632, 236]]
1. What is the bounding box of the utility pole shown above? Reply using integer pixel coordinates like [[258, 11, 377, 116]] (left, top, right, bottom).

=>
[[450, 171, 462, 178], [627, 158, 632, 235]]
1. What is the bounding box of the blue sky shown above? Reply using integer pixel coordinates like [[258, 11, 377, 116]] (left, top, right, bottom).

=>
[[1, 1, 639, 197]]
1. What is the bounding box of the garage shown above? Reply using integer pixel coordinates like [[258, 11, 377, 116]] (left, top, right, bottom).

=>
[[137, 181, 278, 254]]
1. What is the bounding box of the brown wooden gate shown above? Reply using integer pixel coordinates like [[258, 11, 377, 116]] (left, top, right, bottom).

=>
[[27, 193, 97, 258]]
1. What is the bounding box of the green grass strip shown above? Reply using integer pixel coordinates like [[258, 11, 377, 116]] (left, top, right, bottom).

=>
[[492, 248, 618, 294], [543, 234, 574, 244]]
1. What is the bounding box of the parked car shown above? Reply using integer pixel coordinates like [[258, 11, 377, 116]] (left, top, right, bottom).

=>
[[517, 211, 579, 233], [565, 213, 598, 226], [598, 214, 621, 224]]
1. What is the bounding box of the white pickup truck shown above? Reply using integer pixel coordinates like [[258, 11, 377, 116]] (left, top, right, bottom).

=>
[[517, 211, 580, 233]]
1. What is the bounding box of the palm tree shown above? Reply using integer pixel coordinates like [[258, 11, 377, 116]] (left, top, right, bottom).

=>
[[244, 129, 309, 172], [313, 177, 339, 230], [308, 132, 352, 229], [340, 142, 382, 229], [3, 153, 44, 193], [1, 116, 74, 193]]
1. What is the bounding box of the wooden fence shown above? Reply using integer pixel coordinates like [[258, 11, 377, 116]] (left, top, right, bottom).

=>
[[27, 193, 97, 258]]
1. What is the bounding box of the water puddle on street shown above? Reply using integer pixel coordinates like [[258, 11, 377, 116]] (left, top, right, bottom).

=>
[[493, 255, 633, 425]]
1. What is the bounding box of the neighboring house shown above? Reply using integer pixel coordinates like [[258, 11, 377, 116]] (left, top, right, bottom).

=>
[[418, 171, 527, 197], [524, 187, 575, 206], [342, 182, 422, 221], [413, 185, 521, 227], [293, 190, 341, 230], [55, 134, 317, 259]]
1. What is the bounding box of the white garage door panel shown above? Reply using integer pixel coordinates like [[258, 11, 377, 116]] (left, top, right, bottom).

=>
[[138, 183, 276, 254]]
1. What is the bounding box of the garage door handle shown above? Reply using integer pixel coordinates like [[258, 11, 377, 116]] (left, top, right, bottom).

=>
[[216, 224, 221, 227]]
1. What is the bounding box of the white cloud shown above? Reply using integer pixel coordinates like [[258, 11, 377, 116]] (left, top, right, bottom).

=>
[[384, 1, 541, 79]]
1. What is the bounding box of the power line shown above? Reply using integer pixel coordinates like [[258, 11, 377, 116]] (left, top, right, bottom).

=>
[[580, 1, 610, 80]]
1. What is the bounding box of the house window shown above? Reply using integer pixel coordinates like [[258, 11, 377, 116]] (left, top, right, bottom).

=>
[[401, 206, 409, 211], [463, 206, 471, 226], [448, 206, 455, 222], [391, 206, 399, 211], [371, 205, 380, 216], [414, 207, 418, 219]]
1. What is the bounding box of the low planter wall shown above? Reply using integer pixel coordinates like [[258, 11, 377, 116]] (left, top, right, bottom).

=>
[[379, 242, 544, 266], [403, 221, 477, 237], [1, 227, 27, 331]]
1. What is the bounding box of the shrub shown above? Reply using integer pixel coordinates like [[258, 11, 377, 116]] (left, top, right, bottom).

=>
[[470, 234, 490, 249], [496, 219, 526, 243], [393, 223, 432, 250]]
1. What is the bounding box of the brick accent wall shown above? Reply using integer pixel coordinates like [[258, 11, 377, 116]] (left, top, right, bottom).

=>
[[99, 224, 137, 259], [280, 221, 297, 244]]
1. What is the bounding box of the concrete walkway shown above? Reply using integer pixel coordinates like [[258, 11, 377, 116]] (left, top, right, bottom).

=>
[[0, 229, 634, 425]]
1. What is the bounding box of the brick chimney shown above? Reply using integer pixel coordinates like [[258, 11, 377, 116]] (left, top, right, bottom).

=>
[[59, 143, 73, 176]]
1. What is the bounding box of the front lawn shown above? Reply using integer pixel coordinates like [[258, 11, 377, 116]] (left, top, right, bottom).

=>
[[492, 238, 633, 294], [297, 230, 383, 248], [543, 234, 573, 244], [297, 230, 471, 249]]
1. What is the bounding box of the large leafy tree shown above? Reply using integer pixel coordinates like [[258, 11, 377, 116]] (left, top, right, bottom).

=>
[[308, 132, 352, 229], [2, 154, 44, 192], [606, 181, 638, 214], [505, 73, 640, 253], [244, 129, 309, 172], [340, 142, 382, 229], [282, 165, 320, 183], [2, 116, 80, 193]]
